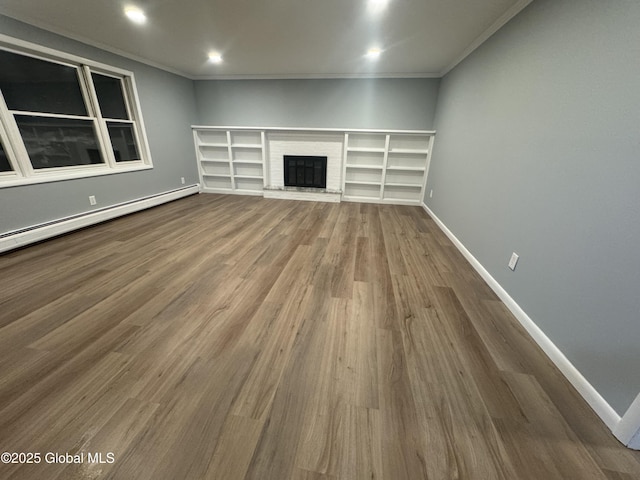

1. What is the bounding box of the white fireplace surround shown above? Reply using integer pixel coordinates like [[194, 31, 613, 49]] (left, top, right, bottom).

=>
[[265, 131, 343, 202]]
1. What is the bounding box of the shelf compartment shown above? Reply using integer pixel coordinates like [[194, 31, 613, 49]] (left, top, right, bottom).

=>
[[347, 147, 385, 153], [344, 183, 381, 199], [384, 183, 422, 188], [345, 167, 383, 183], [344, 150, 384, 167], [231, 130, 262, 146], [388, 148, 429, 154], [197, 130, 228, 145], [347, 133, 386, 150], [203, 176, 232, 190], [232, 148, 262, 163], [388, 134, 430, 152], [203, 173, 231, 178], [231, 143, 263, 149], [383, 184, 422, 201], [386, 166, 425, 172], [345, 164, 383, 170], [386, 152, 428, 169], [201, 163, 230, 176], [199, 145, 229, 162], [235, 177, 264, 192], [385, 171, 424, 186], [234, 163, 263, 177], [345, 180, 381, 186]]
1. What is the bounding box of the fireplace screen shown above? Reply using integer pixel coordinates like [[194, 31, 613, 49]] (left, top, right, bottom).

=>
[[283, 155, 327, 188]]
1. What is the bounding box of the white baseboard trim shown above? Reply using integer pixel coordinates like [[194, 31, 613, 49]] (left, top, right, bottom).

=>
[[421, 203, 627, 437], [0, 185, 199, 254], [614, 393, 640, 449]]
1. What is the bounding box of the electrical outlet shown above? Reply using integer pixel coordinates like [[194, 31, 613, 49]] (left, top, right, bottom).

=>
[[181, 177, 185, 185], [89, 195, 97, 206], [508, 252, 519, 271], [429, 189, 433, 198]]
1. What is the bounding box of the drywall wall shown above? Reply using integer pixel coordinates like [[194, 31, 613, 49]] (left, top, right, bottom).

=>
[[0, 15, 199, 235], [194, 78, 440, 130], [426, 0, 640, 415]]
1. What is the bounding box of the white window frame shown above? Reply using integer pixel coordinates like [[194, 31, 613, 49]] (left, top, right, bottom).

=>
[[85, 67, 148, 167], [0, 118, 20, 178], [0, 34, 153, 188]]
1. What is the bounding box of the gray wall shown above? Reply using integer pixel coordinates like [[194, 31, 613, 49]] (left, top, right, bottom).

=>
[[426, 0, 640, 415], [0, 15, 199, 234], [194, 78, 440, 130]]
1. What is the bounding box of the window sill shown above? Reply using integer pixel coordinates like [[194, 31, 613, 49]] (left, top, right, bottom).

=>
[[0, 164, 153, 189]]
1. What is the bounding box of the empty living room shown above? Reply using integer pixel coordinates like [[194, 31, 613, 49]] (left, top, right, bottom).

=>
[[0, 1, 639, 479]]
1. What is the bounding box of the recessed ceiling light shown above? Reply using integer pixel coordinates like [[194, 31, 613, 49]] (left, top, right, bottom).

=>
[[124, 6, 147, 25], [208, 52, 223, 64], [366, 47, 382, 59], [368, 0, 389, 14]]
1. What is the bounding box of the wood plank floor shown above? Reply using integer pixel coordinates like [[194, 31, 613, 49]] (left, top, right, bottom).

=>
[[1, 194, 639, 480]]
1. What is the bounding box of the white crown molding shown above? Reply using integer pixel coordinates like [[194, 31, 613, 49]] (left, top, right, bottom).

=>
[[190, 72, 441, 81], [439, 0, 534, 76]]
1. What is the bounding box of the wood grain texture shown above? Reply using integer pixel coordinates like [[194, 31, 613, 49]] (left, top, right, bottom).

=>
[[0, 193, 639, 479]]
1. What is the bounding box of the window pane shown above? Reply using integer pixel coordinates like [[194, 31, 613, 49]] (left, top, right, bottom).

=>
[[15, 116, 104, 169], [107, 122, 140, 162], [92, 73, 128, 120], [0, 141, 12, 172], [0, 50, 87, 116]]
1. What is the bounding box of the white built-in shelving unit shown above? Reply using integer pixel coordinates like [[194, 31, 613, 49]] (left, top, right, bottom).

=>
[[193, 128, 265, 195], [342, 131, 434, 205], [193, 126, 435, 205]]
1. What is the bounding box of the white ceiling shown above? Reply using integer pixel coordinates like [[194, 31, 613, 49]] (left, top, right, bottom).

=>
[[0, 0, 532, 79]]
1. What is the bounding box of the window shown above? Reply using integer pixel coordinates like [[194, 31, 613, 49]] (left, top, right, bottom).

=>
[[0, 38, 152, 187], [91, 72, 141, 162], [15, 116, 103, 169], [0, 50, 88, 115]]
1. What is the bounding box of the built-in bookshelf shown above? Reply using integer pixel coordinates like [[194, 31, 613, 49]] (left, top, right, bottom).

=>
[[342, 132, 434, 205], [193, 126, 435, 204], [193, 128, 265, 195]]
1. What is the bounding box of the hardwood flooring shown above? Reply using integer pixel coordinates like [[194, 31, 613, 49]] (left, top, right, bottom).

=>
[[0, 194, 639, 479]]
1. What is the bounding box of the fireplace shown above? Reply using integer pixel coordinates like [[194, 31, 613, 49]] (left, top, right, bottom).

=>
[[264, 132, 342, 202], [283, 155, 327, 189]]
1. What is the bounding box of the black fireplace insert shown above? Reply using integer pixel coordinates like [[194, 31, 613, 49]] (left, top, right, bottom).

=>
[[283, 155, 327, 189]]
